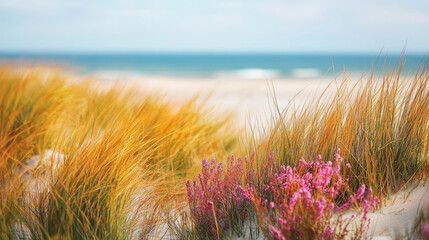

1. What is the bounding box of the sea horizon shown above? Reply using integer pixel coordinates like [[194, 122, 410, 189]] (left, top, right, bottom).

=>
[[1, 52, 427, 79]]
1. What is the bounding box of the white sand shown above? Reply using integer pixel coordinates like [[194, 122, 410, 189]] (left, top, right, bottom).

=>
[[339, 183, 429, 239], [368, 184, 429, 239]]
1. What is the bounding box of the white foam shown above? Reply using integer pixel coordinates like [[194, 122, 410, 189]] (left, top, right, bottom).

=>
[[214, 68, 280, 80], [91, 70, 145, 80], [291, 68, 321, 78]]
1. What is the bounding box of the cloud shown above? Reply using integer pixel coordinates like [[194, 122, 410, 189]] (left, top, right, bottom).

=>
[[357, 3, 429, 27], [0, 0, 428, 52], [259, 1, 327, 23]]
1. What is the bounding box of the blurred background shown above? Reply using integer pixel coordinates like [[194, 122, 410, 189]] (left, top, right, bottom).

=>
[[0, 0, 428, 80]]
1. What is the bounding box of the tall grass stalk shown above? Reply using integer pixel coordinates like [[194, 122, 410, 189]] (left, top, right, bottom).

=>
[[251, 58, 429, 196], [0, 67, 238, 239]]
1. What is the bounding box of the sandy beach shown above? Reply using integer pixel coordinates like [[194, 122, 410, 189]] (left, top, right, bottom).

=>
[[88, 73, 342, 128]]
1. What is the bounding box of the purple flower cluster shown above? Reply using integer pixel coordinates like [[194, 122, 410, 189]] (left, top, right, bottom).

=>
[[186, 156, 253, 238], [185, 150, 379, 239], [254, 149, 379, 240]]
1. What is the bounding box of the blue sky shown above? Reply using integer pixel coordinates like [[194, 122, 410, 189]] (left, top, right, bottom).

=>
[[1, 0, 428, 53]]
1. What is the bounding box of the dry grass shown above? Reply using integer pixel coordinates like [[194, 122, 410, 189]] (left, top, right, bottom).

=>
[[0, 67, 238, 239], [0, 67, 75, 239], [250, 58, 429, 196]]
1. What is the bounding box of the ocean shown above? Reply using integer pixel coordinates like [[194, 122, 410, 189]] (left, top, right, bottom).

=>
[[0, 53, 426, 79]]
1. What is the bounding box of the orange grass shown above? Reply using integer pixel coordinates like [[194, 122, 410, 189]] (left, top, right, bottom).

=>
[[0, 67, 78, 239], [250, 58, 429, 196], [0, 67, 238, 239]]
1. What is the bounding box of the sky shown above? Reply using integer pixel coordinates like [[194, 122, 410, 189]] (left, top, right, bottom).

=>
[[0, 0, 428, 54]]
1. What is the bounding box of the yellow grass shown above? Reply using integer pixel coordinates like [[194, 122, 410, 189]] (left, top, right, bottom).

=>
[[0, 67, 238, 239], [250, 59, 429, 196]]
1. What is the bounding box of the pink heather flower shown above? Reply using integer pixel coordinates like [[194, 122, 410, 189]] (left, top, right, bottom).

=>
[[299, 157, 306, 166], [356, 185, 366, 199], [315, 196, 327, 219], [422, 224, 429, 240], [300, 187, 312, 204], [270, 225, 283, 240], [236, 185, 252, 201], [289, 192, 300, 211], [371, 196, 380, 209], [278, 217, 287, 226], [338, 202, 351, 211], [335, 148, 341, 157], [202, 159, 210, 179], [324, 226, 333, 239], [286, 166, 293, 176], [362, 199, 371, 219], [303, 172, 312, 181], [334, 164, 340, 174], [210, 158, 216, 175], [329, 187, 336, 198], [251, 151, 379, 240], [348, 195, 355, 204], [217, 162, 223, 174], [280, 165, 286, 173], [185, 155, 259, 238], [186, 180, 193, 202]]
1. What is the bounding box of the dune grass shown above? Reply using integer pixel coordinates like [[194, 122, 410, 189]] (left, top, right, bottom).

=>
[[250, 59, 429, 197], [0, 67, 238, 239], [0, 68, 77, 239], [0, 68, 74, 166], [22, 117, 150, 239]]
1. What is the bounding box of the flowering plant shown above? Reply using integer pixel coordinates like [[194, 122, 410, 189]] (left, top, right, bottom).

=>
[[186, 156, 253, 239], [253, 149, 379, 240], [186, 150, 379, 239]]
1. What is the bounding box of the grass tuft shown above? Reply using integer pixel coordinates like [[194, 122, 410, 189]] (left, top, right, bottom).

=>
[[251, 58, 429, 196]]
